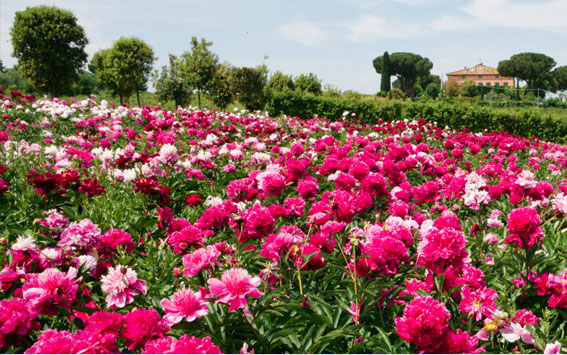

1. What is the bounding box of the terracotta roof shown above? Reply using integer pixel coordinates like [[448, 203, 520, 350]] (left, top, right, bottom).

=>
[[447, 63, 500, 76]]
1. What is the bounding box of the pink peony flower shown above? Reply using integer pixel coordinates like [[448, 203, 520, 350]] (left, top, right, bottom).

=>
[[161, 288, 209, 325], [23, 267, 79, 316], [544, 341, 562, 354], [182, 245, 221, 276], [505, 207, 544, 249], [142, 335, 221, 354], [58, 219, 101, 249], [417, 217, 468, 274], [547, 269, 567, 308], [207, 268, 264, 311], [236, 205, 275, 243], [458, 286, 499, 321], [24, 329, 92, 354], [395, 296, 451, 353], [100, 229, 136, 253], [121, 308, 170, 350], [101, 265, 147, 308], [167, 224, 206, 254], [500, 322, 534, 344], [0, 298, 39, 347]]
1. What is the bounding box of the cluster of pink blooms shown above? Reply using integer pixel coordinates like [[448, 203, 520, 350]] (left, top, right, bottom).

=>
[[3, 94, 567, 353]]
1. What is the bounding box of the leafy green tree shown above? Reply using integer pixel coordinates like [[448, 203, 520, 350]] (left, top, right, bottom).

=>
[[231, 65, 268, 110], [373, 52, 433, 92], [425, 82, 440, 99], [92, 38, 155, 105], [153, 54, 192, 107], [553, 66, 567, 91], [0, 66, 35, 93], [417, 74, 441, 89], [295, 73, 322, 95], [380, 51, 391, 93], [209, 62, 234, 111], [498, 53, 556, 96], [266, 71, 295, 94], [11, 5, 88, 97], [182, 37, 219, 108], [461, 80, 478, 97]]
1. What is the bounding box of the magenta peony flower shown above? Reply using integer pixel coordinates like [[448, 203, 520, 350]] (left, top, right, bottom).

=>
[[458, 286, 499, 321], [24, 329, 92, 354], [58, 219, 101, 249], [121, 308, 170, 350], [142, 335, 221, 354], [207, 268, 264, 311], [547, 270, 567, 308], [236, 204, 276, 243], [161, 288, 209, 325], [101, 265, 147, 308], [395, 296, 451, 353], [0, 298, 39, 347], [167, 224, 206, 254], [506, 207, 544, 249], [417, 218, 468, 274], [23, 267, 79, 316], [100, 228, 136, 253], [182, 245, 221, 277]]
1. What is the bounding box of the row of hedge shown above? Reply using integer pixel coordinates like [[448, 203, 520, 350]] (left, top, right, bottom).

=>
[[265, 90, 567, 144]]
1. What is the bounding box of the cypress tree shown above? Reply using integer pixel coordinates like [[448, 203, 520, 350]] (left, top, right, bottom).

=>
[[380, 51, 391, 93]]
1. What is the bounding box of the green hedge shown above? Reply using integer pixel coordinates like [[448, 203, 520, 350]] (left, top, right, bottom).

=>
[[266, 90, 567, 144]]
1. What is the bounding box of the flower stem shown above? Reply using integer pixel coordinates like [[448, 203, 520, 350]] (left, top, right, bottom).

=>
[[238, 309, 269, 352]]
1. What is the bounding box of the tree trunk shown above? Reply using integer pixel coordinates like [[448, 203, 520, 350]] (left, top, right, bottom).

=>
[[136, 85, 141, 107], [120, 94, 124, 105], [197, 90, 201, 108]]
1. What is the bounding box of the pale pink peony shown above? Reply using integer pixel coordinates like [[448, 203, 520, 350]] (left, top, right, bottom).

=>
[[161, 288, 209, 325], [182, 245, 221, 277], [58, 219, 101, 249], [207, 268, 264, 311], [544, 341, 562, 354], [101, 265, 147, 308]]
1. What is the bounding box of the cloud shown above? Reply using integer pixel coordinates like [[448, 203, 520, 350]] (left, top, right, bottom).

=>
[[430, 15, 479, 32], [345, 14, 423, 42], [463, 0, 567, 32], [279, 22, 327, 47]]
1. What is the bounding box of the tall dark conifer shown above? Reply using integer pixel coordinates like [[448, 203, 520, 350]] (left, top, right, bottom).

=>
[[380, 51, 391, 93]]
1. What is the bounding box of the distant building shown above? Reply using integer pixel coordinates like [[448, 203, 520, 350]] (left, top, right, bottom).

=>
[[446, 63, 514, 88]]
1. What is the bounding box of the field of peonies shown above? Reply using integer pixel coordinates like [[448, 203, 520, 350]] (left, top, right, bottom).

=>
[[1, 90, 567, 354]]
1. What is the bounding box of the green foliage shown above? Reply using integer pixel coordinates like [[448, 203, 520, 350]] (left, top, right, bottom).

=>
[[266, 89, 567, 144], [461, 79, 478, 97], [373, 52, 433, 92], [209, 62, 234, 110], [265, 71, 295, 100], [295, 73, 322, 95], [10, 5, 88, 97], [444, 81, 461, 98], [380, 51, 391, 93], [182, 37, 220, 108], [0, 66, 37, 94], [424, 82, 440, 99], [498, 53, 556, 95], [92, 37, 155, 105], [231, 65, 268, 110], [553, 66, 567, 91], [153, 54, 192, 107]]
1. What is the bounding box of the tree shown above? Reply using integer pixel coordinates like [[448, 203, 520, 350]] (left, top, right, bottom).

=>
[[380, 51, 391, 93], [153, 54, 192, 107], [444, 81, 461, 97], [373, 52, 433, 92], [265, 71, 295, 94], [553, 66, 567, 91], [498, 53, 556, 96], [295, 73, 322, 95], [182, 37, 219, 108], [11, 5, 88, 97], [209, 63, 234, 111], [231, 65, 268, 110], [461, 80, 478, 97], [425, 83, 440, 99], [92, 37, 155, 105]]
